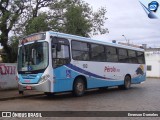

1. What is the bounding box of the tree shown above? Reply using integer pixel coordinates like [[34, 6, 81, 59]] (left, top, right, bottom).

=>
[[0, 0, 25, 62], [1, 36, 19, 63], [0, 0, 53, 62], [25, 13, 49, 35], [0, 0, 108, 62], [65, 4, 92, 37], [48, 0, 108, 37]]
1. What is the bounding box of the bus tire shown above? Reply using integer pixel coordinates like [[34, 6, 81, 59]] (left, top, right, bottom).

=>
[[119, 75, 131, 90], [73, 78, 85, 97], [19, 91, 24, 95], [124, 75, 131, 89]]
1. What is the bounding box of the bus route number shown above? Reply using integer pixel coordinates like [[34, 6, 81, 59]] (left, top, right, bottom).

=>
[[83, 64, 88, 68]]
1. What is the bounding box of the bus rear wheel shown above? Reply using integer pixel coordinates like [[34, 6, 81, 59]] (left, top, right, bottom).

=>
[[73, 78, 85, 97], [119, 75, 131, 90], [124, 75, 131, 89]]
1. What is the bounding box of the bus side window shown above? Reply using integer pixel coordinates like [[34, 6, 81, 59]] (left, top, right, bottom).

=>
[[106, 46, 118, 62], [118, 48, 128, 63], [52, 44, 70, 67], [72, 40, 90, 61], [128, 50, 138, 63], [52, 45, 57, 58], [137, 52, 145, 64]]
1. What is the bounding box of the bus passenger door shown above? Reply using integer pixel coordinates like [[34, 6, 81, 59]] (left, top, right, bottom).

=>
[[51, 37, 71, 92]]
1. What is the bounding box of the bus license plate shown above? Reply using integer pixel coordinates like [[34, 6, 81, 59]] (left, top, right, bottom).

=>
[[26, 86, 32, 90]]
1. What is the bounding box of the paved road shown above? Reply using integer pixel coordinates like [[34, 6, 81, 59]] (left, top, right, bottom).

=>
[[0, 78, 160, 120]]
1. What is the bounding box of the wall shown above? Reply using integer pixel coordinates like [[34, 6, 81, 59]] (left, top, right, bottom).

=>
[[145, 51, 160, 78], [0, 63, 18, 90]]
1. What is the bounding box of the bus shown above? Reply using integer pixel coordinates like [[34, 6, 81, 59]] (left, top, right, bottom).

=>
[[17, 31, 146, 96]]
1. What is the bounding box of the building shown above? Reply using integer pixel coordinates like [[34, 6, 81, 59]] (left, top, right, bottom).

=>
[[145, 48, 160, 78]]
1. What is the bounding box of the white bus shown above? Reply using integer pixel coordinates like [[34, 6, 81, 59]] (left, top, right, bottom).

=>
[[18, 31, 146, 96]]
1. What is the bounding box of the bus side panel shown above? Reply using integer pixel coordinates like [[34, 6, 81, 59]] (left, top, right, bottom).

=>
[[131, 64, 146, 84], [53, 64, 124, 92], [131, 73, 146, 84], [65, 63, 125, 89], [87, 78, 124, 89], [53, 65, 75, 92], [53, 63, 146, 92]]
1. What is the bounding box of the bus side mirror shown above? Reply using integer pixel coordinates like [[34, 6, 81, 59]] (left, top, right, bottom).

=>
[[56, 44, 61, 51]]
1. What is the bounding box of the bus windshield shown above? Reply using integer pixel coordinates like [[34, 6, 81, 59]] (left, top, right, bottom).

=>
[[18, 42, 48, 72]]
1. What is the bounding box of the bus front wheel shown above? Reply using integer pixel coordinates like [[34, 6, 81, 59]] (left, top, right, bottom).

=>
[[19, 91, 24, 95], [73, 78, 85, 97], [44, 92, 54, 97]]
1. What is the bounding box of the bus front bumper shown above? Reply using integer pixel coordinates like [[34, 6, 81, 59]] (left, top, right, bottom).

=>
[[18, 80, 51, 92]]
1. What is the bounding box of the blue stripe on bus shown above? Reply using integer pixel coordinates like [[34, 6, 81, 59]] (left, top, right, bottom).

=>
[[53, 65, 123, 92], [131, 73, 146, 84], [53, 64, 146, 92], [65, 64, 113, 80]]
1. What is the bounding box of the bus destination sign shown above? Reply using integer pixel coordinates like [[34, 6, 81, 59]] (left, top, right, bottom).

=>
[[20, 33, 46, 45]]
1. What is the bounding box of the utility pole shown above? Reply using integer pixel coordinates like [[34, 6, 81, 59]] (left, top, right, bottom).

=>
[[122, 35, 129, 45]]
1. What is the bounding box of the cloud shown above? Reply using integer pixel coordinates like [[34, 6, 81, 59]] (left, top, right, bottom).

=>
[[85, 0, 160, 48]]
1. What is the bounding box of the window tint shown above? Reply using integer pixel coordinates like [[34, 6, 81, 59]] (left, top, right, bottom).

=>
[[71, 40, 145, 64], [72, 51, 89, 61], [147, 65, 151, 71], [72, 41, 90, 61], [106, 46, 118, 62], [119, 49, 127, 56], [91, 44, 105, 61], [72, 41, 89, 51], [128, 50, 136, 57], [52, 37, 70, 68], [128, 50, 138, 63], [18, 42, 49, 72], [57, 45, 69, 59], [137, 52, 145, 64], [118, 48, 128, 63]]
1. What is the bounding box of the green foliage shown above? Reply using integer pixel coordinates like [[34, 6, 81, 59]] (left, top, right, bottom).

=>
[[65, 4, 92, 37], [18, 0, 108, 38], [0, 0, 108, 62], [25, 13, 49, 35], [0, 0, 25, 62], [1, 36, 19, 63], [0, 0, 52, 62], [48, 0, 108, 36]]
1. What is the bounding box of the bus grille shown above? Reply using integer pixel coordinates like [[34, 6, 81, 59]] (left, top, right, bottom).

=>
[[21, 74, 37, 79]]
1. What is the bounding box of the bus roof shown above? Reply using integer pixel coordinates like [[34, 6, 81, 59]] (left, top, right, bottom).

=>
[[48, 31, 144, 52]]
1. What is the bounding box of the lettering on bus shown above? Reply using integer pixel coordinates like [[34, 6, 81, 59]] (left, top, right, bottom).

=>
[[20, 33, 45, 44], [0, 64, 16, 75], [104, 66, 120, 72]]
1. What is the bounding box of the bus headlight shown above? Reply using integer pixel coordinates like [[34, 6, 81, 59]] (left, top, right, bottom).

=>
[[40, 74, 50, 83]]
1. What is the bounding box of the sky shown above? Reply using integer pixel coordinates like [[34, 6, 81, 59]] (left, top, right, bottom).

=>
[[85, 0, 160, 48], [1, 0, 160, 49]]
